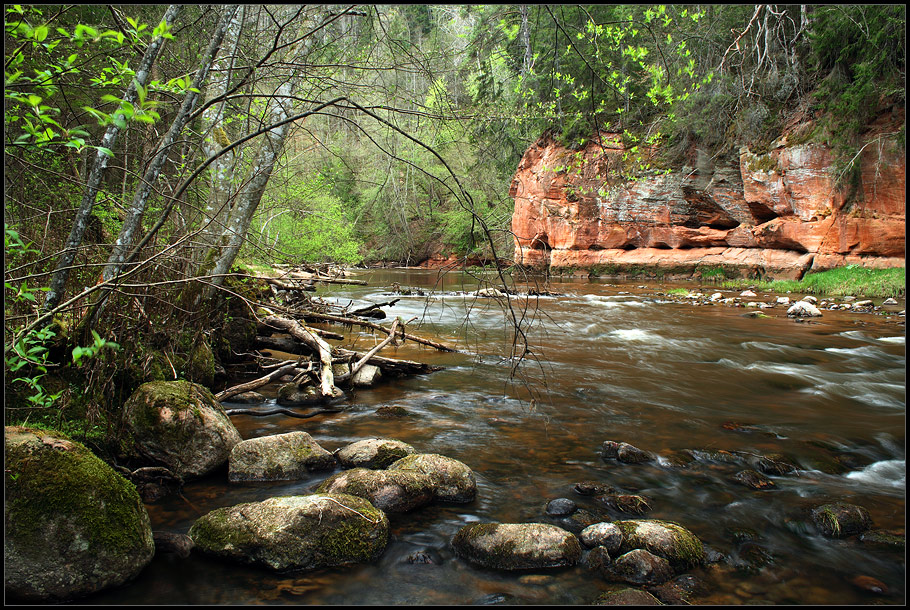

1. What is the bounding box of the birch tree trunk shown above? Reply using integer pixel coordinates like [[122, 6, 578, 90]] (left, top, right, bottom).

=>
[[42, 4, 182, 313], [103, 4, 240, 282], [198, 5, 246, 253]]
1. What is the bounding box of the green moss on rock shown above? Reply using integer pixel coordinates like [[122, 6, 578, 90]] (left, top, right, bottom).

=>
[[5, 426, 154, 602]]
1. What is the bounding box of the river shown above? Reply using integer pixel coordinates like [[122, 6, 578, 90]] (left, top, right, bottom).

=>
[[91, 268, 905, 605]]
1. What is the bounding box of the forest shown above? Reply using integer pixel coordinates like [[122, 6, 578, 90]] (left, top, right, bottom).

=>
[[4, 0, 906, 460], [4, 4, 907, 606]]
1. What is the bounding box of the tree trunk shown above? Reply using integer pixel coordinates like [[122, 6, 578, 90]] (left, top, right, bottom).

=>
[[42, 4, 182, 313], [103, 5, 240, 282]]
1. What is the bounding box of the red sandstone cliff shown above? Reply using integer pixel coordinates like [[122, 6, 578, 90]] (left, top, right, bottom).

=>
[[510, 113, 905, 279]]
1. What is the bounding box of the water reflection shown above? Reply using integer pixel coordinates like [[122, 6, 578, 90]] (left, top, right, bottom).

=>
[[90, 270, 904, 605]]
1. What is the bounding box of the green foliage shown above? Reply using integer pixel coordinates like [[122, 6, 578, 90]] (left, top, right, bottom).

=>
[[721, 266, 906, 299]]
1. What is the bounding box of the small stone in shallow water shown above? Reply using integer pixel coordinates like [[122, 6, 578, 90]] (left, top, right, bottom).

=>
[[596, 494, 652, 516], [580, 522, 623, 552], [732, 469, 775, 490], [610, 549, 674, 586], [574, 480, 616, 496], [545, 497, 577, 516], [756, 454, 797, 476]]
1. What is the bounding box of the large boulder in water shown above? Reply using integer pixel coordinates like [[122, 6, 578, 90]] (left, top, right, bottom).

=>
[[188, 493, 389, 571], [614, 519, 705, 570], [336, 438, 416, 469], [5, 427, 155, 602], [452, 522, 582, 570], [388, 453, 477, 503], [316, 467, 435, 513], [122, 380, 242, 479], [228, 431, 335, 482]]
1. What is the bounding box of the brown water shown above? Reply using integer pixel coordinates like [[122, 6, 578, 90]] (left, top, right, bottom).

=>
[[91, 269, 905, 605]]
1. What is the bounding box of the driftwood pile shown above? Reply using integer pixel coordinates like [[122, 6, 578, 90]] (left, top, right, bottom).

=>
[[217, 268, 453, 418]]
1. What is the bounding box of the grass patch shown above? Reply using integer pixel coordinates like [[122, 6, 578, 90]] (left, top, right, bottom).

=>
[[720, 265, 905, 298]]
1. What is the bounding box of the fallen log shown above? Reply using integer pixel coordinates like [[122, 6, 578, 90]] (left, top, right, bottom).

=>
[[215, 362, 310, 402], [255, 335, 314, 356], [262, 315, 342, 399], [303, 311, 456, 352], [288, 271, 367, 285], [334, 348, 442, 376]]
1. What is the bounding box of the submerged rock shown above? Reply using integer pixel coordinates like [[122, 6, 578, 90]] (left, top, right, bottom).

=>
[[5, 427, 155, 602], [574, 480, 617, 496], [602, 440, 653, 464], [811, 502, 873, 538], [316, 467, 434, 513], [121, 380, 242, 479], [189, 493, 389, 571], [336, 438, 416, 470], [732, 469, 776, 490], [452, 522, 581, 570], [228, 431, 335, 482], [597, 493, 653, 516]]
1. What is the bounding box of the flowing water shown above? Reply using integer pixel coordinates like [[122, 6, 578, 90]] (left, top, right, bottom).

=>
[[92, 269, 905, 605]]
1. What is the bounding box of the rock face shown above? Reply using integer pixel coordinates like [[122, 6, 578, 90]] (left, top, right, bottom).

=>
[[510, 118, 904, 277], [188, 493, 389, 571], [452, 522, 582, 570], [228, 431, 335, 482], [122, 380, 242, 479], [5, 427, 155, 602]]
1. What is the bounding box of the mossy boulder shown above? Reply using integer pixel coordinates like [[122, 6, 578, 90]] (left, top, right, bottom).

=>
[[614, 519, 705, 570], [388, 453, 477, 503], [5, 427, 154, 602], [811, 502, 873, 538], [452, 522, 582, 570], [336, 438, 416, 469], [315, 467, 435, 513], [188, 493, 389, 571], [229, 431, 336, 482], [121, 380, 242, 479]]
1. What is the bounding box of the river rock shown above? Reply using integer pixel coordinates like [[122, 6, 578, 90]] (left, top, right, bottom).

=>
[[610, 549, 674, 585], [452, 522, 581, 570], [337, 438, 416, 470], [545, 497, 578, 516], [811, 502, 873, 538], [614, 519, 705, 570], [125, 466, 183, 502], [580, 522, 624, 552], [188, 493, 389, 571], [602, 440, 653, 463], [228, 431, 335, 482], [316, 467, 435, 513], [153, 531, 194, 558], [388, 453, 477, 503], [593, 588, 663, 605], [733, 469, 775, 489], [882, 297, 898, 306], [5, 427, 155, 602], [574, 480, 617, 496], [121, 380, 242, 479], [549, 508, 602, 534], [583, 545, 614, 572], [787, 300, 822, 317], [277, 381, 341, 406], [756, 453, 797, 476], [226, 391, 266, 404], [597, 493, 653, 515]]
